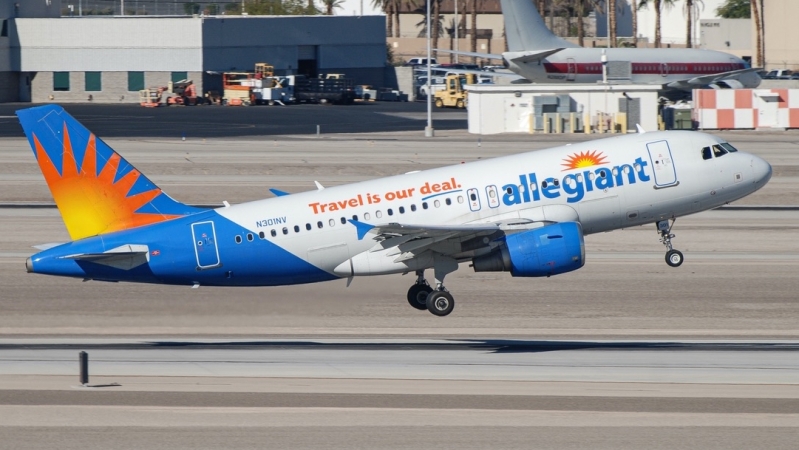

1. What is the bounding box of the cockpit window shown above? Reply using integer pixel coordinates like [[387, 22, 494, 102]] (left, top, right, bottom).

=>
[[703, 144, 729, 160], [719, 142, 738, 153]]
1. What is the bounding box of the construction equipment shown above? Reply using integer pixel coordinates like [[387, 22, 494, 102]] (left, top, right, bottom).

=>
[[434, 74, 475, 109], [138, 79, 199, 107], [221, 63, 294, 106]]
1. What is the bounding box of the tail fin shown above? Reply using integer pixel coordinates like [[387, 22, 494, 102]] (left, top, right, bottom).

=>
[[17, 105, 204, 241], [501, 0, 580, 52]]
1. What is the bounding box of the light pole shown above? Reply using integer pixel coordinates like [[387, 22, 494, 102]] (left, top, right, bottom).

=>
[[606, 0, 610, 49], [425, 0, 434, 137]]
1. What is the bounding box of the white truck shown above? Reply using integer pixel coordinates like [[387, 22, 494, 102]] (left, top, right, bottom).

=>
[[239, 75, 297, 105]]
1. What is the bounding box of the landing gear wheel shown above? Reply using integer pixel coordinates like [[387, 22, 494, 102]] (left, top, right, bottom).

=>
[[407, 284, 433, 310], [426, 290, 454, 316], [665, 249, 684, 267]]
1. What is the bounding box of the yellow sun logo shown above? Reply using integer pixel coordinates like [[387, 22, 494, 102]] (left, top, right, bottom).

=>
[[32, 124, 179, 241], [561, 150, 609, 171]]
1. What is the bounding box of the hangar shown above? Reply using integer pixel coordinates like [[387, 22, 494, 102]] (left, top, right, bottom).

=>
[[0, 0, 386, 103]]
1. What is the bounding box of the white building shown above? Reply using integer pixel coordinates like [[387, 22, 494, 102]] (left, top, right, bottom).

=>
[[1, 0, 387, 103]]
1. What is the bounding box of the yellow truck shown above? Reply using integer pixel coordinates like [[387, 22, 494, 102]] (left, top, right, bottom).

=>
[[434, 74, 475, 109]]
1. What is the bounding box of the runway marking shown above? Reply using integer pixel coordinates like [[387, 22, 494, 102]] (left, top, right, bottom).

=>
[[0, 405, 797, 427]]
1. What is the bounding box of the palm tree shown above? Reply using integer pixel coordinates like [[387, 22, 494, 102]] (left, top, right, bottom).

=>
[[537, 0, 546, 16], [750, 0, 762, 66], [609, 0, 617, 47], [322, 0, 343, 14], [631, 0, 638, 46], [470, 0, 477, 64], [684, 0, 703, 48], [638, 0, 675, 48], [575, 0, 586, 46]]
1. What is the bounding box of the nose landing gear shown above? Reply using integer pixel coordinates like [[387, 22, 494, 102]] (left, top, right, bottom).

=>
[[657, 219, 683, 267]]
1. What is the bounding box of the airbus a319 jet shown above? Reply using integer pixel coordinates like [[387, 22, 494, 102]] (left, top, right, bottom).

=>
[[20, 105, 771, 316], [438, 0, 761, 90]]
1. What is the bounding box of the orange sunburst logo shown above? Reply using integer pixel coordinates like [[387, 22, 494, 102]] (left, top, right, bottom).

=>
[[33, 124, 179, 241], [561, 150, 609, 171]]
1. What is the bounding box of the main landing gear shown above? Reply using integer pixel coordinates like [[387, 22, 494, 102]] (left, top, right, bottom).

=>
[[657, 219, 684, 267], [407, 256, 459, 316]]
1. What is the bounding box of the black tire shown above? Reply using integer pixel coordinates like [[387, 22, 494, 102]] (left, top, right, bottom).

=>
[[666, 249, 684, 267], [435, 98, 444, 108], [407, 284, 433, 310], [456, 99, 465, 109], [426, 291, 454, 316]]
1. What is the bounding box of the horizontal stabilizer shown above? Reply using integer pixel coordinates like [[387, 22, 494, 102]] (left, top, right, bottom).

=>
[[504, 49, 564, 65], [62, 244, 150, 270]]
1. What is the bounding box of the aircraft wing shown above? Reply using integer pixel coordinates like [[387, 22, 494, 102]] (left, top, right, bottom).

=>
[[665, 67, 762, 89], [432, 67, 524, 81], [62, 244, 150, 270], [435, 49, 504, 60]]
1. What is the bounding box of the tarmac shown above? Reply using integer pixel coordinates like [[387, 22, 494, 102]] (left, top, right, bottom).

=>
[[0, 104, 798, 449]]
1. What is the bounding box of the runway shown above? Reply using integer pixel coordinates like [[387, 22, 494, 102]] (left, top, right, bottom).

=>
[[1, 338, 798, 449], [1, 114, 798, 447]]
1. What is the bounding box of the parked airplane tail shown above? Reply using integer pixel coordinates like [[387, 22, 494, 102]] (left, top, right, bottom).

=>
[[500, 0, 580, 52], [16, 105, 204, 241]]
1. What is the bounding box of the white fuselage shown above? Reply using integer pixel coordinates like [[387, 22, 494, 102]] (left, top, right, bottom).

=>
[[507, 48, 761, 88], [216, 131, 771, 277]]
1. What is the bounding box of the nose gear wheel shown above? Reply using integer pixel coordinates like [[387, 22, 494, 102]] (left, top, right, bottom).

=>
[[657, 219, 683, 267]]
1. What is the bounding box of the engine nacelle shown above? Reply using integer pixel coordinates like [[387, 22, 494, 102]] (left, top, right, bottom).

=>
[[472, 222, 585, 277]]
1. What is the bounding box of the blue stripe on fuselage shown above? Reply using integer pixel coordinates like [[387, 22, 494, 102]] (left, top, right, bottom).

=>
[[28, 211, 337, 287]]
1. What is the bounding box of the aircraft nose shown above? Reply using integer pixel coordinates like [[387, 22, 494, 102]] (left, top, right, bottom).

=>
[[752, 155, 772, 185], [25, 257, 33, 273]]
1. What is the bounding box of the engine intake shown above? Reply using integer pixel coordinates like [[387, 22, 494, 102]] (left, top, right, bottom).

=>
[[472, 222, 585, 277]]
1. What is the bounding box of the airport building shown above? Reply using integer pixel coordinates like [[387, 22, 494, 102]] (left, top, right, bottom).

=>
[[0, 0, 387, 103]]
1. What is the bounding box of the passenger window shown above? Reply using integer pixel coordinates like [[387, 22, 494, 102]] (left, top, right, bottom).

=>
[[470, 193, 477, 201], [388, 208, 394, 216], [235, 235, 242, 244], [422, 202, 429, 209], [376, 210, 383, 218], [702, 146, 712, 160], [259, 231, 265, 239], [306, 223, 312, 231], [364, 212, 371, 220], [294, 225, 300, 233], [341, 217, 347, 224], [506, 187, 513, 194], [434, 200, 441, 208], [553, 179, 560, 187], [282, 227, 289, 235], [352, 215, 358, 221], [458, 196, 464, 204], [445, 198, 452, 205], [329, 219, 335, 227], [247, 233, 253, 242], [529, 183, 537, 192], [410, 204, 417, 212], [271, 229, 277, 237], [542, 180, 548, 188], [489, 189, 497, 198], [317, 221, 323, 229], [399, 207, 405, 214]]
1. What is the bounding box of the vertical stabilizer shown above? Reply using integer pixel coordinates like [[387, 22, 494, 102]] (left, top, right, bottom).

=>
[[17, 105, 204, 241], [501, 0, 580, 51]]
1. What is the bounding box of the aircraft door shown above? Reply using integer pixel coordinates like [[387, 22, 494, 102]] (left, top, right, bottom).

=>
[[191, 221, 221, 269], [567, 58, 577, 81], [646, 140, 678, 187], [467, 188, 481, 211], [485, 185, 500, 208], [660, 63, 669, 77]]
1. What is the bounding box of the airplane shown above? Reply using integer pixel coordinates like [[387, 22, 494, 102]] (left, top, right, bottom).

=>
[[20, 105, 771, 316], [437, 0, 762, 90]]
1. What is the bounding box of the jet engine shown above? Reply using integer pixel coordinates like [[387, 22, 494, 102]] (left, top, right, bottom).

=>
[[472, 222, 585, 277]]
